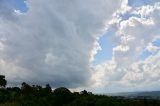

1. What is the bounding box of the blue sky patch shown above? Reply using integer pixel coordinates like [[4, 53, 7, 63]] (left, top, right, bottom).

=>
[[93, 30, 116, 65], [10, 0, 28, 12], [140, 50, 152, 60], [128, 0, 160, 7], [153, 39, 160, 47]]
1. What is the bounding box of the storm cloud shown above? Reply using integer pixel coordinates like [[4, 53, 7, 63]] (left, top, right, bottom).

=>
[[0, 0, 121, 88]]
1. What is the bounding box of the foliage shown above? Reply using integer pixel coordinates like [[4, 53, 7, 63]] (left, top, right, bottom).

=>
[[0, 75, 160, 106], [0, 75, 7, 88]]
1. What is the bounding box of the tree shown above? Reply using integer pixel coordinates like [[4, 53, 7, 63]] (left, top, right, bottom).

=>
[[80, 90, 88, 95], [0, 75, 7, 88], [21, 82, 32, 95], [45, 84, 52, 94], [54, 87, 71, 95], [53, 87, 72, 105]]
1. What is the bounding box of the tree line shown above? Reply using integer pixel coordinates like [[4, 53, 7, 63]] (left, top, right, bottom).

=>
[[0, 75, 160, 106]]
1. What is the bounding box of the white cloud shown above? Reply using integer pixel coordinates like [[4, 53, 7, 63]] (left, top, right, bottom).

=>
[[146, 43, 159, 53], [92, 1, 160, 92]]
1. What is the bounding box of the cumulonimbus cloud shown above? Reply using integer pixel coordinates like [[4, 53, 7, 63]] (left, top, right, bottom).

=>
[[0, 0, 121, 88]]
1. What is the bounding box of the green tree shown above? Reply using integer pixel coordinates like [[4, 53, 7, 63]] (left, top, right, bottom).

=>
[[0, 75, 7, 88], [45, 84, 52, 94], [53, 87, 73, 105], [80, 90, 88, 95], [21, 82, 33, 95]]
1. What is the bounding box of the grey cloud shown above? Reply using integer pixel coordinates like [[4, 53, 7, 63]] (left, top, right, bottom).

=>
[[0, 0, 18, 20], [0, 0, 121, 88]]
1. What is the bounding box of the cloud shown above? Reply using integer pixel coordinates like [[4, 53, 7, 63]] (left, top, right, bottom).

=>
[[2, 0, 159, 92], [0, 0, 122, 88], [92, 1, 160, 92], [146, 43, 159, 53], [0, 0, 18, 20]]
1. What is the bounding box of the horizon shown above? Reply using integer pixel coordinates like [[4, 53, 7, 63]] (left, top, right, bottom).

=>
[[0, 0, 160, 93]]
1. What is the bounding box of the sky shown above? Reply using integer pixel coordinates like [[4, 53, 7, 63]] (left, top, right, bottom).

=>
[[0, 0, 160, 93]]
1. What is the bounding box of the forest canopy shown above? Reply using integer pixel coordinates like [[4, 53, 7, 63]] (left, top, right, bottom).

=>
[[0, 75, 160, 106]]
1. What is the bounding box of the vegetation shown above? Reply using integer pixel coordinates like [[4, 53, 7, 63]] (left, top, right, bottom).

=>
[[0, 75, 160, 106], [0, 75, 7, 88]]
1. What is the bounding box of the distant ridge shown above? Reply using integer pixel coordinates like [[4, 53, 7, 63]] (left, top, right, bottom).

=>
[[108, 91, 160, 97]]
